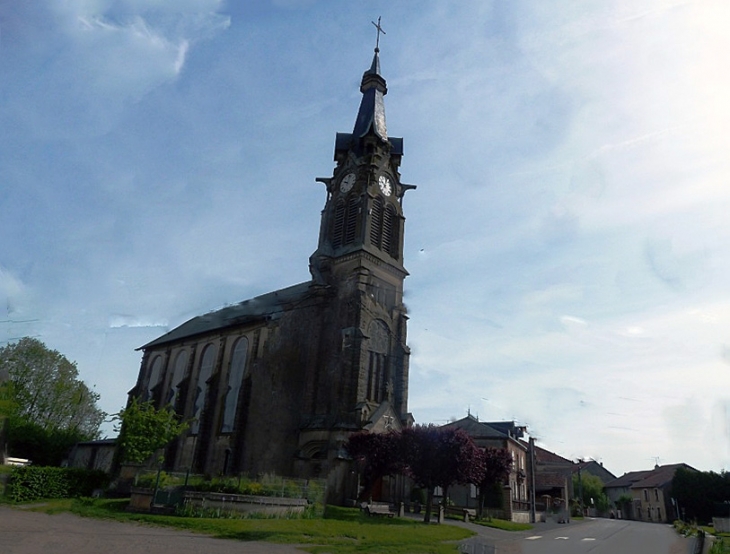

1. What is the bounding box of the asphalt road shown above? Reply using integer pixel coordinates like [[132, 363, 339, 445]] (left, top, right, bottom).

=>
[[516, 518, 689, 554]]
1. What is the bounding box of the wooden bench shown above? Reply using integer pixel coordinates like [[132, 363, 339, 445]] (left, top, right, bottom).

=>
[[364, 503, 395, 518], [444, 506, 477, 522]]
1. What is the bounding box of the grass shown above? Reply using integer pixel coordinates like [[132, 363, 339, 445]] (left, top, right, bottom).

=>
[[472, 517, 532, 531], [20, 499, 474, 554]]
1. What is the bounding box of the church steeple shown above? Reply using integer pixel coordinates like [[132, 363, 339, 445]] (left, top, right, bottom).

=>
[[352, 49, 388, 142], [310, 30, 413, 288]]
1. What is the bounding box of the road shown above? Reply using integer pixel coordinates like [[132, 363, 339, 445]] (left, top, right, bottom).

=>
[[515, 518, 689, 554], [1, 505, 694, 554]]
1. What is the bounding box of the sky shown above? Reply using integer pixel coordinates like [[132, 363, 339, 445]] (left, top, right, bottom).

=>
[[1, 0, 729, 477]]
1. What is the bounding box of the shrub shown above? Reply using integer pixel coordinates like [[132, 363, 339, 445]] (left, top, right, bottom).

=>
[[6, 466, 109, 502]]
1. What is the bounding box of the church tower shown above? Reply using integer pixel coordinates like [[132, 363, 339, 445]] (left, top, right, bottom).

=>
[[301, 39, 414, 442]]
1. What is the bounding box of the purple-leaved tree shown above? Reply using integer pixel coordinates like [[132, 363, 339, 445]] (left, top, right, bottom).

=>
[[474, 447, 513, 519], [345, 430, 401, 502], [400, 424, 483, 523]]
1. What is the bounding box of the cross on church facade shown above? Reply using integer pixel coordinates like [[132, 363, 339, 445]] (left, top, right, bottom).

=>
[[371, 16, 385, 51]]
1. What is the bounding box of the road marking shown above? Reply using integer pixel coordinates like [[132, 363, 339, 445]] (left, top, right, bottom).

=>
[[525, 536, 542, 540], [555, 537, 569, 540], [582, 538, 597, 541]]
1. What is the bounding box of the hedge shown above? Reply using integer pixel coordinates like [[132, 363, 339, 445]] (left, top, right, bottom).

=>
[[5, 466, 109, 502]]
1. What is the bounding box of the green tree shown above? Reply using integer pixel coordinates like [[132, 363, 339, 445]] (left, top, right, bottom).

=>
[[113, 397, 188, 465], [672, 466, 730, 522], [573, 472, 610, 514], [0, 338, 105, 465]]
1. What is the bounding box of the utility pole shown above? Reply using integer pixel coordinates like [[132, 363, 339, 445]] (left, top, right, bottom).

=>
[[528, 437, 536, 523], [577, 463, 584, 516]]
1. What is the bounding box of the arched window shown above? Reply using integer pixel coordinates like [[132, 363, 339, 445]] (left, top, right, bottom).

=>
[[367, 320, 390, 402], [166, 350, 188, 406], [191, 344, 216, 435], [146, 356, 162, 402], [221, 337, 248, 433]]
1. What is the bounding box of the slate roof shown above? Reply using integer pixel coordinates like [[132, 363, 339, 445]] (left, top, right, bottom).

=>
[[139, 281, 314, 350], [441, 415, 511, 440], [572, 460, 617, 483], [630, 464, 693, 489], [604, 470, 652, 489], [604, 464, 695, 490]]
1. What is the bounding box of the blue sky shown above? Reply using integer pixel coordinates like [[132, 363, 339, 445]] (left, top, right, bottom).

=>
[[2, 1, 729, 476]]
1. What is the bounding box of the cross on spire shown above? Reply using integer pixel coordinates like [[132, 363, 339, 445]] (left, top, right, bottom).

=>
[[371, 16, 385, 52]]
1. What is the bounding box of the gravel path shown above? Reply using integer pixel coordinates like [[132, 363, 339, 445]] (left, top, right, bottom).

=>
[[0, 505, 305, 554]]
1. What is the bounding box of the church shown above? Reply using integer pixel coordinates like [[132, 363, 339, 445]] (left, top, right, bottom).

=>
[[129, 43, 415, 503]]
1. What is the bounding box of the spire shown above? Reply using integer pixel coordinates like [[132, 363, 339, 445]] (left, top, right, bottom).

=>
[[352, 20, 388, 141]]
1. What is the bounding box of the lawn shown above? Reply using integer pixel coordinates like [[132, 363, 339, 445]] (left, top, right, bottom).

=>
[[472, 517, 532, 531], [26, 500, 474, 554]]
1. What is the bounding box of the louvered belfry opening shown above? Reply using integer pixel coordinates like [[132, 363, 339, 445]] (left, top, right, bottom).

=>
[[332, 194, 360, 249]]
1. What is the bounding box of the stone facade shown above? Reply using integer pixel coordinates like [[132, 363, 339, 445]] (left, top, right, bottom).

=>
[[604, 463, 692, 522], [127, 48, 413, 504]]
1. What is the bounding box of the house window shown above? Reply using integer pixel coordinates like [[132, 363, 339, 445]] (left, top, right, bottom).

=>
[[654, 488, 659, 501], [470, 484, 477, 499], [166, 350, 188, 407], [644, 489, 649, 501], [220, 337, 248, 433], [191, 344, 216, 434], [657, 507, 661, 520]]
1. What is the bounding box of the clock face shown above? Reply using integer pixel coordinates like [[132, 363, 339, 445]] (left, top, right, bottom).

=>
[[340, 173, 356, 193], [378, 175, 392, 196]]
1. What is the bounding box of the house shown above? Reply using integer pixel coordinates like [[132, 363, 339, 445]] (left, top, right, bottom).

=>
[[441, 416, 528, 518], [441, 415, 574, 522], [605, 464, 694, 522], [529, 443, 575, 518]]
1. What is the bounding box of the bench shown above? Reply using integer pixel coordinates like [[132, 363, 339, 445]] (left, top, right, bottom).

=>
[[444, 506, 477, 522], [364, 503, 395, 518]]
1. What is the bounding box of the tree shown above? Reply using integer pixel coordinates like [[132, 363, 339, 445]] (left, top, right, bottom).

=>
[[400, 425, 483, 523], [572, 472, 610, 514], [345, 431, 401, 501], [0, 337, 105, 465], [113, 397, 188, 465], [474, 447, 513, 518], [672, 467, 730, 522]]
